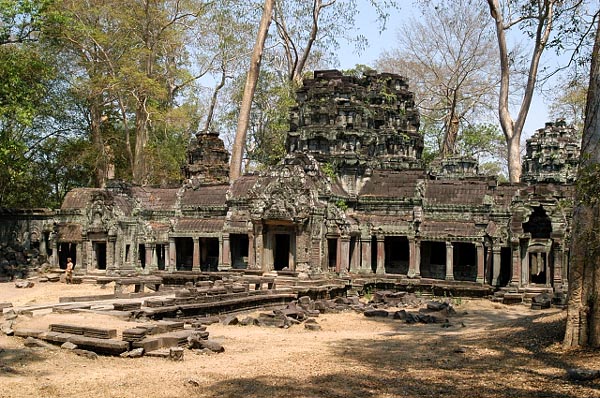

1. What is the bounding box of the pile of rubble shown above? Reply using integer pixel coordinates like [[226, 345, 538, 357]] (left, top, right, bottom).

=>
[[3, 309, 225, 360], [0, 242, 47, 280]]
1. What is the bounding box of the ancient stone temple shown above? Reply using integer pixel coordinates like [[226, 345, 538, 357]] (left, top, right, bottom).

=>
[[0, 70, 580, 295]]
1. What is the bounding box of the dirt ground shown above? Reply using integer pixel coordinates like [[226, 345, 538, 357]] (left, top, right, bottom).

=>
[[1, 281, 600, 398]]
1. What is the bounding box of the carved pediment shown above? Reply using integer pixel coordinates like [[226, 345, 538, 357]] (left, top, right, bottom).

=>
[[248, 162, 323, 223]]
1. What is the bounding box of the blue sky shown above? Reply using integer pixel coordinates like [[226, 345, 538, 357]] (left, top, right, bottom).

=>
[[334, 1, 554, 141]]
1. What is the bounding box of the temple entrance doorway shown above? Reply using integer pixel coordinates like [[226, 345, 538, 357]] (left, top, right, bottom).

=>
[[274, 234, 290, 271], [175, 237, 193, 270], [58, 243, 77, 269], [231, 234, 249, 269], [420, 241, 446, 279], [453, 242, 476, 281], [93, 242, 106, 270], [385, 236, 409, 274]]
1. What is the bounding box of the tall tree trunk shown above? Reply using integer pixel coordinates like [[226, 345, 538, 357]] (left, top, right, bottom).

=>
[[89, 100, 106, 188], [506, 133, 521, 183], [487, 0, 556, 183], [229, 0, 275, 181], [133, 96, 150, 185], [565, 19, 600, 348]]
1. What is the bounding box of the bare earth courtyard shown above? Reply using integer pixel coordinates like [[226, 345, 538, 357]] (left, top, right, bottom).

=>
[[1, 282, 600, 398]]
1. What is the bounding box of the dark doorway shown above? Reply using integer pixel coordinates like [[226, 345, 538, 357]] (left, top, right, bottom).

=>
[[327, 238, 337, 271], [371, 236, 378, 273], [274, 234, 291, 271], [175, 237, 193, 271], [420, 241, 446, 279], [453, 242, 477, 281], [94, 242, 107, 270], [385, 236, 409, 274], [138, 244, 146, 269], [157, 244, 166, 270], [58, 243, 77, 270], [231, 234, 249, 269], [529, 251, 549, 284], [349, 236, 357, 272], [200, 238, 219, 272], [499, 247, 512, 286]]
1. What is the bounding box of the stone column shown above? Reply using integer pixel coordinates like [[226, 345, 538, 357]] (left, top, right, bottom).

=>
[[254, 225, 264, 271], [553, 243, 563, 289], [360, 235, 371, 273], [51, 238, 59, 267], [445, 241, 454, 281], [510, 240, 521, 287], [350, 238, 360, 273], [193, 237, 200, 270], [544, 252, 551, 287], [164, 243, 170, 271], [339, 236, 350, 273], [492, 247, 502, 286], [247, 232, 255, 269], [476, 242, 485, 283], [376, 235, 385, 275], [220, 234, 231, 271], [85, 240, 93, 272], [169, 238, 176, 272], [146, 244, 155, 273], [107, 237, 116, 272], [408, 238, 421, 278]]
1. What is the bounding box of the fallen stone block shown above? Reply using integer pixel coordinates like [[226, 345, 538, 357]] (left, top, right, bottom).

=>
[[24, 337, 58, 350], [15, 280, 34, 289], [73, 349, 98, 360], [145, 349, 170, 358], [169, 347, 184, 361], [1, 320, 14, 336], [61, 342, 78, 350], [363, 309, 389, 318], [222, 315, 239, 326], [3, 309, 17, 321], [13, 328, 46, 338], [120, 348, 144, 358]]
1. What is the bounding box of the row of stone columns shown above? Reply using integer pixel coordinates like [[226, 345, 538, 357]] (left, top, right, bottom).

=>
[[334, 235, 487, 283]]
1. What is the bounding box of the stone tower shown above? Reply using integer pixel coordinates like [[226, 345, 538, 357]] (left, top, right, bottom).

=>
[[522, 120, 580, 184], [183, 130, 230, 187], [286, 70, 423, 178]]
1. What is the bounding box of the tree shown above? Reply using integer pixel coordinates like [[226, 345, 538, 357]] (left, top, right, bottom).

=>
[[564, 17, 600, 348], [376, 0, 499, 160], [486, 0, 589, 183], [229, 0, 275, 182]]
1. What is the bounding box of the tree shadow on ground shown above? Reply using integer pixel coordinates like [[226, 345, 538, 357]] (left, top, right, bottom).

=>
[[193, 309, 600, 398], [0, 345, 47, 377]]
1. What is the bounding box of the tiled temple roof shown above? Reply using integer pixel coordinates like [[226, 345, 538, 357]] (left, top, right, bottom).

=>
[[174, 218, 224, 233], [229, 175, 258, 200], [57, 223, 82, 242], [424, 180, 489, 205], [181, 185, 228, 207], [359, 170, 426, 198], [131, 187, 178, 211]]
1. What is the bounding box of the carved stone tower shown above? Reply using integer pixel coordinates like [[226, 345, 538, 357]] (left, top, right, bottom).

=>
[[522, 120, 580, 184], [183, 130, 230, 187], [286, 70, 423, 179]]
